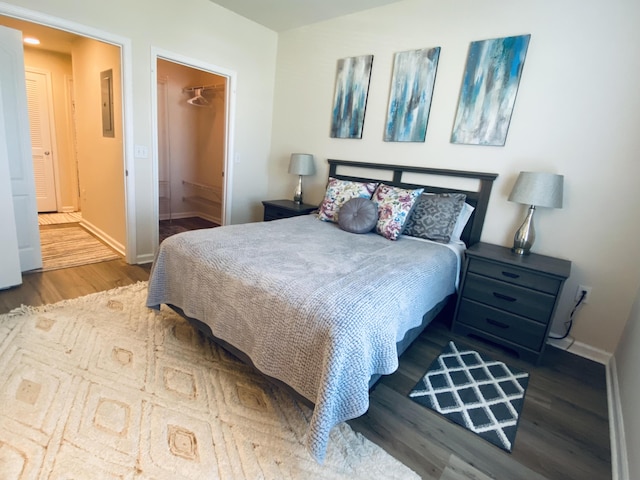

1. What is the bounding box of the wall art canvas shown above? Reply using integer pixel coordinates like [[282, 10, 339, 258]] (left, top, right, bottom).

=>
[[330, 54, 373, 139], [451, 34, 531, 146], [384, 47, 441, 142]]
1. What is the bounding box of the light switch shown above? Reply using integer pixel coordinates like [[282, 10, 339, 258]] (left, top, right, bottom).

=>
[[134, 145, 148, 158]]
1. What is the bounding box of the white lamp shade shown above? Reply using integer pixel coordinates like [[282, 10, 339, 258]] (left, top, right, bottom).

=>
[[508, 171, 564, 209], [288, 153, 315, 176]]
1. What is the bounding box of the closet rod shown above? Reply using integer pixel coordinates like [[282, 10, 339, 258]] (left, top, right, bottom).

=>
[[182, 84, 224, 93]]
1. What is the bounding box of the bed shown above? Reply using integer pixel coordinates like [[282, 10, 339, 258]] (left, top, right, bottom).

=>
[[146, 160, 497, 462]]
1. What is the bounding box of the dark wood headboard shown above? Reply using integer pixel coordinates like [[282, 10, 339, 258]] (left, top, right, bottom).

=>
[[327, 159, 498, 247]]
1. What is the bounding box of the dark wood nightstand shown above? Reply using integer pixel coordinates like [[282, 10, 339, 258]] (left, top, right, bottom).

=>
[[452, 242, 571, 364], [262, 199, 317, 221]]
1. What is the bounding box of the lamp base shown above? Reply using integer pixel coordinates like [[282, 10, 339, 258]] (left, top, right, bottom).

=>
[[292, 175, 303, 205], [512, 205, 536, 255]]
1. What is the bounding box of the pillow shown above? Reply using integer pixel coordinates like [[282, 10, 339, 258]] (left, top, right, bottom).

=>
[[403, 193, 466, 243], [317, 177, 378, 223], [338, 198, 378, 234], [451, 202, 475, 242], [372, 184, 424, 240]]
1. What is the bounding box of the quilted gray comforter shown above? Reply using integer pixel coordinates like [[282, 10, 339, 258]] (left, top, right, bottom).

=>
[[146, 215, 457, 462]]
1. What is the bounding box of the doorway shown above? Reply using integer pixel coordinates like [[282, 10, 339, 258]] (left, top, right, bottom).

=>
[[154, 54, 234, 245], [0, 14, 130, 270]]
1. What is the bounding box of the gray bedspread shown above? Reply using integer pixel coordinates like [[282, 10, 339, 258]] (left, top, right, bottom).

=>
[[146, 215, 457, 462]]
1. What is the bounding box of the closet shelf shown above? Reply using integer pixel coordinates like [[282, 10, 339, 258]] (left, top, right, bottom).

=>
[[182, 195, 217, 207], [182, 180, 222, 206]]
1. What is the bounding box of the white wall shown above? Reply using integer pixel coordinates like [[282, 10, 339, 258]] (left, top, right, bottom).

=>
[[269, 0, 640, 355], [73, 37, 126, 249], [1, 0, 278, 261]]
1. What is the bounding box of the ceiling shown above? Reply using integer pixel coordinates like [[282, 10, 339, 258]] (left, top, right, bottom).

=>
[[208, 0, 406, 32], [0, 15, 78, 54], [0, 0, 406, 54]]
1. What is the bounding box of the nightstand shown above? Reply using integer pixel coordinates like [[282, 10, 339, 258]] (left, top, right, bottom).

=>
[[452, 242, 571, 364], [262, 199, 317, 221]]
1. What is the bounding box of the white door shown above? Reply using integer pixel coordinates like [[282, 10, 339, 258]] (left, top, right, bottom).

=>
[[0, 26, 42, 272], [26, 69, 57, 212], [0, 89, 22, 289]]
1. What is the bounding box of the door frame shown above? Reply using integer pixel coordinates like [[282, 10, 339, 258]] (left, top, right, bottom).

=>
[[0, 2, 137, 263], [150, 47, 236, 248]]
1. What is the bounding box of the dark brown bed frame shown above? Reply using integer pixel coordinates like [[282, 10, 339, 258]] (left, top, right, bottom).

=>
[[172, 160, 498, 401], [327, 159, 498, 247]]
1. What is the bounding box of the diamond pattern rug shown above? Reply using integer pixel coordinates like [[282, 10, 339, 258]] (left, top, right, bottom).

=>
[[0, 282, 418, 479], [409, 341, 529, 452]]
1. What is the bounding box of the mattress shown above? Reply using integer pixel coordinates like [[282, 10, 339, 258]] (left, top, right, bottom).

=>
[[146, 215, 459, 461]]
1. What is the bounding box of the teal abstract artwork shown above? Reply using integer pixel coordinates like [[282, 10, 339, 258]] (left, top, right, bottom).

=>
[[385, 47, 440, 142], [451, 34, 531, 146], [330, 55, 373, 139]]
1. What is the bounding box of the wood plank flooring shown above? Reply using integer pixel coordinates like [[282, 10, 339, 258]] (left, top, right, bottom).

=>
[[159, 217, 218, 243], [0, 261, 611, 480], [350, 318, 611, 479]]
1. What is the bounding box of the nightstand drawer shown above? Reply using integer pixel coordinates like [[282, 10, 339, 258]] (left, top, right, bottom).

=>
[[468, 258, 561, 295], [264, 208, 292, 221], [457, 299, 547, 350], [463, 272, 555, 324], [262, 200, 316, 222]]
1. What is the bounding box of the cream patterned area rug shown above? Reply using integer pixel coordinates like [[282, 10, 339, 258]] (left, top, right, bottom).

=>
[[0, 282, 418, 479], [39, 225, 120, 271]]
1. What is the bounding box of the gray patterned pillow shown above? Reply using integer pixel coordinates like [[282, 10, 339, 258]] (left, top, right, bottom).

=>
[[403, 193, 466, 243]]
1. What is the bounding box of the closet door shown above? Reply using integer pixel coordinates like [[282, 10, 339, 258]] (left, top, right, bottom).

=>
[[0, 25, 42, 273]]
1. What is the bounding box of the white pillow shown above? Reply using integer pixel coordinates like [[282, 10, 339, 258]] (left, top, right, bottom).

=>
[[451, 203, 475, 242]]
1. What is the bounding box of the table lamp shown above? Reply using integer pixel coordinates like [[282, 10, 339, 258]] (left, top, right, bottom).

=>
[[288, 153, 315, 204], [508, 171, 564, 255]]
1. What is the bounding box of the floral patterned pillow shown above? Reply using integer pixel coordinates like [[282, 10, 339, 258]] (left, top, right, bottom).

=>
[[372, 184, 424, 240], [317, 178, 378, 223], [404, 193, 467, 243]]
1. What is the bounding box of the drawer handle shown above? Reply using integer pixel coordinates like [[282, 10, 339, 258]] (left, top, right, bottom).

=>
[[501, 271, 520, 279], [486, 318, 509, 329], [493, 292, 517, 302]]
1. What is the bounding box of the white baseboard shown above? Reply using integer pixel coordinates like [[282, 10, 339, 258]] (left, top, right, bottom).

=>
[[607, 357, 629, 480], [79, 220, 125, 257], [135, 253, 155, 265], [546, 336, 612, 365]]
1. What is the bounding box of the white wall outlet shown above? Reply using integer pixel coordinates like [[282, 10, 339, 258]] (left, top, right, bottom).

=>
[[575, 285, 592, 304]]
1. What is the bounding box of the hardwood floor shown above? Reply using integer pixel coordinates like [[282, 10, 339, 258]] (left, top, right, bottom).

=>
[[0, 259, 150, 313], [159, 216, 218, 243], [0, 262, 611, 479], [350, 317, 611, 480]]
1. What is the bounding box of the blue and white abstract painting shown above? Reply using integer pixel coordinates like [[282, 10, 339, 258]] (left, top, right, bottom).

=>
[[451, 34, 531, 146], [330, 55, 373, 139], [384, 47, 441, 142]]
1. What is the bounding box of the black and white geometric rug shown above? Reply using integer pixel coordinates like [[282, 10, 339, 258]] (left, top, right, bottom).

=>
[[409, 341, 529, 452]]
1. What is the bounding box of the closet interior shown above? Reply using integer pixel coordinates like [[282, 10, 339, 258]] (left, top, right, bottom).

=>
[[157, 59, 226, 241]]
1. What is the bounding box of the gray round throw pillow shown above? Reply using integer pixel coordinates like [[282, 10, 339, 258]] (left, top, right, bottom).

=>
[[338, 197, 378, 234]]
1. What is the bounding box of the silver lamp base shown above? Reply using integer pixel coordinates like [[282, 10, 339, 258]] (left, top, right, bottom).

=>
[[293, 175, 303, 204], [512, 205, 536, 255]]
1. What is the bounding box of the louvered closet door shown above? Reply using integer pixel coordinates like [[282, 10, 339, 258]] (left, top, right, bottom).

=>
[[26, 69, 57, 212]]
